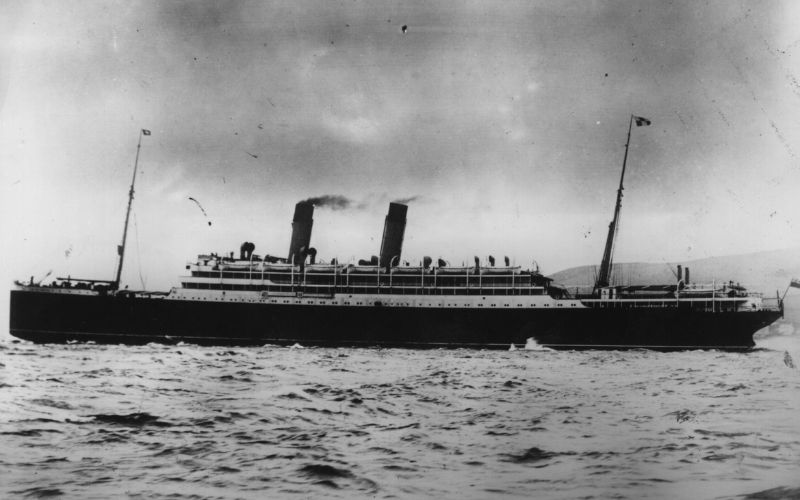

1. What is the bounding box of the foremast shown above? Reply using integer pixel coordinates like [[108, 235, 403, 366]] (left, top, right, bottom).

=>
[[595, 115, 649, 291], [113, 129, 150, 290]]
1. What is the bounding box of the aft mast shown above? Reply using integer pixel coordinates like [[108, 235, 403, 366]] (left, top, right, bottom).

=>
[[595, 115, 649, 291], [113, 129, 151, 290]]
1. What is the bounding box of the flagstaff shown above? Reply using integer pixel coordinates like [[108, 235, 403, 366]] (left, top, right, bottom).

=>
[[113, 129, 151, 290]]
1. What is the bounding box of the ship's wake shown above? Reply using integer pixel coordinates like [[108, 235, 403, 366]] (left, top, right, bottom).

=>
[[524, 337, 553, 351]]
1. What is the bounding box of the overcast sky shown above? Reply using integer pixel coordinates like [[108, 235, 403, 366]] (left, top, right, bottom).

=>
[[1, 0, 799, 296]]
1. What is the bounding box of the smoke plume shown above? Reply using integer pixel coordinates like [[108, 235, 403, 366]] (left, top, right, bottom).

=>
[[392, 195, 421, 204], [303, 194, 353, 210], [301, 193, 421, 210]]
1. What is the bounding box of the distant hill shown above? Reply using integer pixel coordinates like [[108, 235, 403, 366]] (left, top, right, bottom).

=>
[[549, 247, 800, 330], [549, 247, 800, 292]]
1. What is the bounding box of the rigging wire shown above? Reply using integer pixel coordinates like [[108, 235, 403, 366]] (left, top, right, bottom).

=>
[[133, 211, 147, 290]]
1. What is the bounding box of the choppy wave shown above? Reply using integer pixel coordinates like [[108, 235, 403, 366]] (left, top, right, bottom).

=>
[[1, 336, 799, 499]]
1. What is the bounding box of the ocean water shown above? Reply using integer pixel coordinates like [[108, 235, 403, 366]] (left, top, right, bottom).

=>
[[1, 334, 799, 499]]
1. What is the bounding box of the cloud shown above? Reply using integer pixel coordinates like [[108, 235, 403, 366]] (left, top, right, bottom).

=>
[[322, 112, 384, 144], [142, 163, 188, 203], [314, 83, 406, 144]]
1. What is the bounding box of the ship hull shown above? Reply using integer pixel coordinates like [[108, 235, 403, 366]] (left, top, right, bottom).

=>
[[9, 289, 780, 350]]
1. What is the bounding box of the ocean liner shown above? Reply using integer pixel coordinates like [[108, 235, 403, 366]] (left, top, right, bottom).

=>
[[9, 121, 784, 349]]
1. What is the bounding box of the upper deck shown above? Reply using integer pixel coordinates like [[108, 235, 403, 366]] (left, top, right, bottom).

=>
[[180, 255, 554, 297]]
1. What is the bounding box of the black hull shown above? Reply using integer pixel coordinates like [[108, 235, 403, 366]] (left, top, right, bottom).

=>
[[9, 290, 780, 350]]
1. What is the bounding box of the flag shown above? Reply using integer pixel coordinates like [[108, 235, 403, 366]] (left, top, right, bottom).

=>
[[634, 116, 651, 126], [142, 129, 151, 136], [791, 278, 800, 289]]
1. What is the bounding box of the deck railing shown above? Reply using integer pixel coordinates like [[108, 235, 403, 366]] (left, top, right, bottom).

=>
[[184, 264, 548, 296]]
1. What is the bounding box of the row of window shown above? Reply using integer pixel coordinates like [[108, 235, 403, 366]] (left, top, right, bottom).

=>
[[190, 270, 538, 285], [180, 282, 547, 296], [172, 294, 572, 308]]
